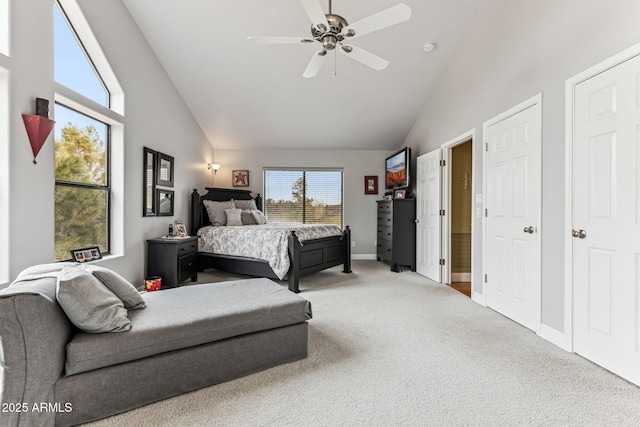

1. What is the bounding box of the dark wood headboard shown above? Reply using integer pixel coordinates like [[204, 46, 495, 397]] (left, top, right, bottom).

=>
[[190, 187, 263, 235]]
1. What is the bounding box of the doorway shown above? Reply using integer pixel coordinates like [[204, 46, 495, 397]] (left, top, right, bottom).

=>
[[448, 140, 473, 297]]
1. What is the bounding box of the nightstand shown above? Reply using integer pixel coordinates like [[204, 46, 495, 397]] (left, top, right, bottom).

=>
[[147, 236, 198, 288]]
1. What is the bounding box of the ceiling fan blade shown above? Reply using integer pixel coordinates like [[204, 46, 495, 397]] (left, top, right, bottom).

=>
[[303, 50, 328, 78], [247, 36, 313, 44], [340, 45, 389, 71], [299, 0, 330, 29], [343, 3, 412, 39]]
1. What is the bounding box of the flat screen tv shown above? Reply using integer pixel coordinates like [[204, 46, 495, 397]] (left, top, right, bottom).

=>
[[385, 147, 410, 190]]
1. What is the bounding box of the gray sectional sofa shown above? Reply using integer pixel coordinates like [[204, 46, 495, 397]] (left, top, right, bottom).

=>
[[0, 267, 311, 426]]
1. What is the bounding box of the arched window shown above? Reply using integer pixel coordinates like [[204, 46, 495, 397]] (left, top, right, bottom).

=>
[[54, 0, 124, 261]]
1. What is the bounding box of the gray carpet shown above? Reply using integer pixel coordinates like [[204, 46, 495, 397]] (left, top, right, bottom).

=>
[[86, 261, 640, 426]]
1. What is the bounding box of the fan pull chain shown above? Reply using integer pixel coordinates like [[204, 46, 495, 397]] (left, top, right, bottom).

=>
[[334, 49, 337, 76]]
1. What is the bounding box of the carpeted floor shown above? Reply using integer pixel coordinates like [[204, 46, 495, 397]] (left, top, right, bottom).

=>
[[86, 261, 640, 426]]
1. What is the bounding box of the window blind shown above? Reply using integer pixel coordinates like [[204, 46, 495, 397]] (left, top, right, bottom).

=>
[[263, 168, 343, 227]]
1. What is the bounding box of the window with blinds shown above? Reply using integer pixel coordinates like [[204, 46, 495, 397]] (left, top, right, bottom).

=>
[[263, 168, 343, 227]]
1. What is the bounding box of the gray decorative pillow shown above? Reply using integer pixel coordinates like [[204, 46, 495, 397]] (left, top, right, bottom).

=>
[[233, 198, 257, 211], [225, 208, 243, 226], [86, 265, 146, 309], [251, 209, 267, 225], [241, 209, 257, 225], [203, 200, 235, 225], [56, 267, 131, 333]]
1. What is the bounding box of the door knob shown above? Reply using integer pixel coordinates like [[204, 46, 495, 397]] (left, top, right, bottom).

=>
[[523, 226, 534, 234], [572, 229, 587, 239], [415, 219, 420, 223]]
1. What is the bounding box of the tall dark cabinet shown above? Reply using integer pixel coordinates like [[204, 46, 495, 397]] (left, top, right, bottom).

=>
[[376, 199, 416, 272]]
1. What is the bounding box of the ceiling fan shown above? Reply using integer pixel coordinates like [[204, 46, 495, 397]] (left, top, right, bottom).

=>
[[247, 0, 412, 78]]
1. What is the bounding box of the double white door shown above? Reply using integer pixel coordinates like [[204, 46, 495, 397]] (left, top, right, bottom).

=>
[[571, 53, 640, 385]]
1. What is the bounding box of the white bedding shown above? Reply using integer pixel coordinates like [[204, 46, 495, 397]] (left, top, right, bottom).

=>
[[197, 223, 343, 279]]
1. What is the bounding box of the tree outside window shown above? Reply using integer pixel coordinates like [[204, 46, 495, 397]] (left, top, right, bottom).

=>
[[264, 169, 343, 227]]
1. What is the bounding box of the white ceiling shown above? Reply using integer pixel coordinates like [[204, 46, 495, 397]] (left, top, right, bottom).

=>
[[122, 0, 485, 150]]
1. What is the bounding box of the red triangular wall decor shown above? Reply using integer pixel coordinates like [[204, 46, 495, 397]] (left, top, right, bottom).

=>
[[22, 114, 56, 164]]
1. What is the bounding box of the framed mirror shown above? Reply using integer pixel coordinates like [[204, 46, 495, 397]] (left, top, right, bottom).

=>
[[143, 147, 156, 216], [156, 152, 174, 187], [157, 189, 174, 216]]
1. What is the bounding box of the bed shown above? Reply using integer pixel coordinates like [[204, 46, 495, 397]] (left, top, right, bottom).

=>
[[190, 187, 352, 293]]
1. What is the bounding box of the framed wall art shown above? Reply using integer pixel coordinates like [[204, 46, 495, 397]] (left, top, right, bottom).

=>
[[365, 175, 378, 195], [232, 170, 249, 187]]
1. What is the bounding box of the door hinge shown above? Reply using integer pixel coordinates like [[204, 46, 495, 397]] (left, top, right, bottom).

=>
[[484, 274, 488, 283], [485, 142, 488, 152], [440, 259, 445, 266], [440, 159, 446, 167], [485, 208, 488, 217], [440, 209, 445, 216]]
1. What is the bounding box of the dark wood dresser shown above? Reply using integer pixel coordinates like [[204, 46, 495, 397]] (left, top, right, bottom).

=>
[[376, 198, 416, 272]]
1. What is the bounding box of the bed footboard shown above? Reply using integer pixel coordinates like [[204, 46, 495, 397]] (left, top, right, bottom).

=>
[[287, 226, 351, 293]]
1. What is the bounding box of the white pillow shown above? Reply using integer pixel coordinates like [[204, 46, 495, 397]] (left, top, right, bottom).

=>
[[225, 208, 243, 226], [251, 209, 267, 225]]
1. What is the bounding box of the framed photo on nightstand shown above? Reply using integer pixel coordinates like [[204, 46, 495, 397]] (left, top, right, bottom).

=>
[[174, 220, 188, 237]]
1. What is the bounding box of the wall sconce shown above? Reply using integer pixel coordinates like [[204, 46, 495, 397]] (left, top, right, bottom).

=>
[[207, 163, 221, 174], [22, 98, 56, 164]]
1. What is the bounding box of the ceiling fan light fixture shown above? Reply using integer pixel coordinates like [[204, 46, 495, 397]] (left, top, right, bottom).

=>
[[322, 35, 337, 50], [248, 1, 412, 78]]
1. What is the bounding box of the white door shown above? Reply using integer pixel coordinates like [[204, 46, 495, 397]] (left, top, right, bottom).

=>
[[572, 53, 640, 385], [485, 98, 541, 332], [416, 149, 442, 282]]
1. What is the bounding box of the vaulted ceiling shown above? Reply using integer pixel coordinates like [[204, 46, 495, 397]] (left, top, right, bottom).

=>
[[123, 0, 485, 150]]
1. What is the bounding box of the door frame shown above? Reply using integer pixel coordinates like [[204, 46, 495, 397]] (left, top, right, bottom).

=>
[[564, 42, 640, 353], [482, 93, 543, 324], [441, 129, 475, 295]]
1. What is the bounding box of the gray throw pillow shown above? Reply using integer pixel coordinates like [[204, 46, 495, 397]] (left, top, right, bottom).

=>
[[251, 209, 267, 225], [225, 208, 243, 226], [241, 209, 257, 225], [203, 200, 235, 225], [233, 198, 257, 211], [87, 265, 146, 309], [56, 267, 131, 333]]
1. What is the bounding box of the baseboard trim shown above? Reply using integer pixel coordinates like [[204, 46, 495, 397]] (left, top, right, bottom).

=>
[[352, 254, 377, 260], [539, 323, 569, 351], [451, 272, 471, 282]]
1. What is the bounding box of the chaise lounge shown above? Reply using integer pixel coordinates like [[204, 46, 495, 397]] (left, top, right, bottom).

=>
[[0, 264, 311, 426]]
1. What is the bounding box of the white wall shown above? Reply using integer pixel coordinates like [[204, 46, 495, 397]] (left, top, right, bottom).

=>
[[212, 148, 394, 257], [6, 0, 213, 285], [403, 0, 640, 332]]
